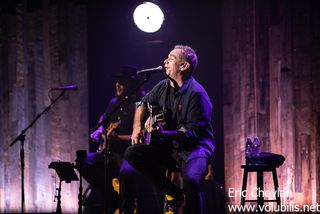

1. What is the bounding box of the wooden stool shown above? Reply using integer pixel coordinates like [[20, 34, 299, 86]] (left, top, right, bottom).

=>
[[240, 164, 281, 213]]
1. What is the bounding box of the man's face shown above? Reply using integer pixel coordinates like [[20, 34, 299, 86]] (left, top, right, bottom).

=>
[[163, 48, 185, 79], [115, 81, 125, 97]]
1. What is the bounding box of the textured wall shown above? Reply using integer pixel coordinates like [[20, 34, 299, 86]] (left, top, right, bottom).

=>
[[223, 0, 320, 208], [0, 1, 88, 213]]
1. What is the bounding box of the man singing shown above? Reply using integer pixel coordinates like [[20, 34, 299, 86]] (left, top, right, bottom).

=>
[[124, 45, 215, 214]]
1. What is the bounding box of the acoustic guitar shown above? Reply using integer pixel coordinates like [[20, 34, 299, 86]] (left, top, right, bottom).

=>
[[144, 104, 167, 145], [98, 120, 121, 151]]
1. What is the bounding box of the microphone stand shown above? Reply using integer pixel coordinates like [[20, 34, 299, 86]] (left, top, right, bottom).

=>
[[76, 150, 87, 214], [9, 90, 67, 214], [56, 180, 62, 214], [89, 73, 152, 214]]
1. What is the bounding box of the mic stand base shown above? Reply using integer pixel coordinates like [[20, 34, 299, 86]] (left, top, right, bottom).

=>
[[20, 135, 26, 214], [55, 180, 62, 214]]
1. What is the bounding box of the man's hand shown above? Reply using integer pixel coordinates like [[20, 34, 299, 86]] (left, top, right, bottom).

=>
[[204, 164, 213, 181], [90, 126, 105, 142], [144, 116, 155, 133], [131, 127, 143, 145], [131, 105, 146, 145]]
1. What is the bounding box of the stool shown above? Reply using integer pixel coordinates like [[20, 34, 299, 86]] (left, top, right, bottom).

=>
[[164, 163, 213, 214], [241, 164, 281, 213]]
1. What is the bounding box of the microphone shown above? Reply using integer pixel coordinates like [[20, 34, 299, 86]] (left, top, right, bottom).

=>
[[52, 84, 78, 91], [136, 66, 164, 75]]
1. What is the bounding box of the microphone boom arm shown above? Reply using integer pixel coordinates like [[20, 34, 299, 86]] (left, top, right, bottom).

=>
[[9, 90, 66, 147]]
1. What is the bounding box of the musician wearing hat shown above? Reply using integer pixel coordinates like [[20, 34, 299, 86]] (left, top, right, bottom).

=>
[[83, 66, 160, 214], [90, 65, 145, 153]]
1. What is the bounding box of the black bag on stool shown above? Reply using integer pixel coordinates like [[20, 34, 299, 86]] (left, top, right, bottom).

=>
[[259, 152, 285, 167]]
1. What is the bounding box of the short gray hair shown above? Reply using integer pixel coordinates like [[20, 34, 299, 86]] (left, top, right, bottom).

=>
[[174, 45, 198, 74]]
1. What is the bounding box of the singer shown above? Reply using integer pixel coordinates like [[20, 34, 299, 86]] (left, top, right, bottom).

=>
[[122, 45, 215, 214]]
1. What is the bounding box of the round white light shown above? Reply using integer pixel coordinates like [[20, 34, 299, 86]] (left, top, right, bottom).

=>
[[133, 2, 164, 33]]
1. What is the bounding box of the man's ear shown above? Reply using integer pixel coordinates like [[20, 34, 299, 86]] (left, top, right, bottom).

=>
[[180, 61, 190, 71]]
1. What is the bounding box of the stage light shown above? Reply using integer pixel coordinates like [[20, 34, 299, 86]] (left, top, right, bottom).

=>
[[133, 2, 164, 33]]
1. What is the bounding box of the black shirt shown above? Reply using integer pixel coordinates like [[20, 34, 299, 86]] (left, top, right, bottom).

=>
[[101, 93, 144, 154], [165, 85, 178, 130], [140, 77, 215, 161]]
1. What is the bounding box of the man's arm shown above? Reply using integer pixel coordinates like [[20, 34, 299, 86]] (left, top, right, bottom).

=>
[[153, 91, 212, 144], [90, 114, 106, 142], [150, 127, 189, 144], [90, 98, 115, 142], [131, 105, 146, 144]]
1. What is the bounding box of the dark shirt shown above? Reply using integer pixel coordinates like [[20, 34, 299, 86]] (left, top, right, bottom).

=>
[[103, 96, 136, 135], [102, 93, 144, 154], [140, 77, 215, 162], [164, 85, 178, 130]]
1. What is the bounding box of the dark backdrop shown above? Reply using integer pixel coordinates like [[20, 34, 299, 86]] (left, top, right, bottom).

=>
[[87, 0, 224, 186]]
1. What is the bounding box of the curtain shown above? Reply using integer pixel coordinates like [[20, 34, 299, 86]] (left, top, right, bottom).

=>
[[222, 0, 320, 206], [0, 1, 88, 212]]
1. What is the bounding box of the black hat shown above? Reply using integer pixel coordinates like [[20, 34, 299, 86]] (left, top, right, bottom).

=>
[[112, 65, 140, 81]]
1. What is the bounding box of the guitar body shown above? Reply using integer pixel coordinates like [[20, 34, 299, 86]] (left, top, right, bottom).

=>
[[98, 120, 121, 151], [144, 104, 167, 145]]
